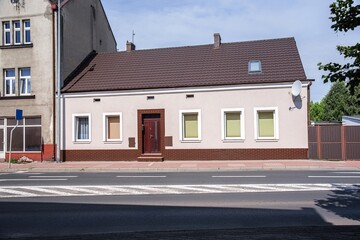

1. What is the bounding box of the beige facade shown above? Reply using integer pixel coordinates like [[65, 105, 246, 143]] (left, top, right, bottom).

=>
[[0, 0, 116, 160], [62, 83, 310, 160]]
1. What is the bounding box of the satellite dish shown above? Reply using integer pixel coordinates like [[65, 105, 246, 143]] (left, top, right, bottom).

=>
[[291, 80, 302, 97]]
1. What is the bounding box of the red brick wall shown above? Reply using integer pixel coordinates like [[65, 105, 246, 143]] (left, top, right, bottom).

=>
[[61, 150, 138, 161], [62, 148, 307, 161], [5, 144, 55, 161]]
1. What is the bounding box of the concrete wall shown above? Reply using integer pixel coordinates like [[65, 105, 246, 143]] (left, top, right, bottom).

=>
[[62, 84, 309, 153], [0, 0, 116, 160], [0, 0, 54, 146], [61, 0, 117, 83]]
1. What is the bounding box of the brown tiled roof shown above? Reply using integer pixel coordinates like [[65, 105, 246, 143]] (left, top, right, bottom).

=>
[[62, 37, 306, 93]]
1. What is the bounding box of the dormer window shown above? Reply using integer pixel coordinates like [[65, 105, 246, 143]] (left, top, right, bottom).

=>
[[249, 60, 261, 73]]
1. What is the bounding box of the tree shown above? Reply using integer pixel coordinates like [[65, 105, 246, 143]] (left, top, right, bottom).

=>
[[318, 0, 360, 94], [310, 101, 324, 121], [322, 81, 355, 121]]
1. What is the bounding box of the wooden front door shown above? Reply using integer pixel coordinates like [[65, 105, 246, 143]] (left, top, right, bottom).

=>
[[143, 117, 161, 154]]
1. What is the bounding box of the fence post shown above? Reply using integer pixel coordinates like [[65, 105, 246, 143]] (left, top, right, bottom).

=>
[[316, 125, 321, 160], [341, 126, 346, 161]]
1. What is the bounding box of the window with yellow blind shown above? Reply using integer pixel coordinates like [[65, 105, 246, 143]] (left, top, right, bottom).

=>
[[103, 113, 122, 142], [180, 110, 201, 141], [254, 107, 278, 140], [221, 109, 245, 140]]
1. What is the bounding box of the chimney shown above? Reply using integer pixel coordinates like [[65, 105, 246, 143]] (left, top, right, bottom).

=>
[[214, 33, 221, 49], [126, 41, 136, 52]]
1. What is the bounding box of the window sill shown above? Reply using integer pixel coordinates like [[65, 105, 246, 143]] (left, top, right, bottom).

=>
[[0, 95, 35, 100], [0, 43, 33, 49], [73, 141, 91, 144], [180, 140, 202, 143], [222, 139, 245, 143], [255, 139, 279, 142], [103, 141, 123, 144]]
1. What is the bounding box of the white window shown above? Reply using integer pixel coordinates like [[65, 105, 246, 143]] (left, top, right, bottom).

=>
[[254, 107, 279, 140], [179, 110, 201, 141], [3, 21, 11, 45], [23, 20, 31, 44], [4, 69, 16, 96], [13, 21, 21, 45], [221, 108, 245, 140], [103, 113, 122, 142], [19, 68, 31, 95], [249, 60, 261, 73], [72, 114, 91, 142]]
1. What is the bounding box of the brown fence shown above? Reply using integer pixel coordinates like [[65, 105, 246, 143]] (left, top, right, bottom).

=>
[[308, 125, 360, 160]]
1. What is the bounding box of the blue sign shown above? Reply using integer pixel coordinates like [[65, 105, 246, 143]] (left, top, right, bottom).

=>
[[16, 109, 23, 121]]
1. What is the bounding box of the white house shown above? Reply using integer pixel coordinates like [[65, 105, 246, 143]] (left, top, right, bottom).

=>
[[61, 34, 311, 161]]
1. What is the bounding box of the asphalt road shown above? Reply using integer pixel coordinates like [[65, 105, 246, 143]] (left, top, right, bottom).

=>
[[0, 170, 360, 239]]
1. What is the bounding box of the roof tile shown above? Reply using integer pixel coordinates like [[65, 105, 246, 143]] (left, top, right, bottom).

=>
[[62, 37, 307, 93]]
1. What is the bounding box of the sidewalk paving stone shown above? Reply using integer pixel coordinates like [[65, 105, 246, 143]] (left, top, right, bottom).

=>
[[1, 159, 360, 173]]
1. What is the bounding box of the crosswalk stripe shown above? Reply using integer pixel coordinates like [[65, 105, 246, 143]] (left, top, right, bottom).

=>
[[0, 183, 359, 198]]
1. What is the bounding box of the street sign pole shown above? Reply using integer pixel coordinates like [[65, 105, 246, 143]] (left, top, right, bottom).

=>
[[8, 109, 23, 169]]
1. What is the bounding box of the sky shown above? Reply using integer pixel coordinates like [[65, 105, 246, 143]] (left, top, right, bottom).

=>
[[101, 0, 359, 102]]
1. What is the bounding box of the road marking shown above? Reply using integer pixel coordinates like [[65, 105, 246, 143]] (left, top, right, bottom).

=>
[[0, 188, 37, 197], [24, 173, 44, 175], [308, 176, 360, 178], [332, 172, 360, 174], [1, 183, 359, 198], [28, 176, 78, 178], [0, 179, 68, 182], [212, 176, 266, 178], [116, 176, 167, 178]]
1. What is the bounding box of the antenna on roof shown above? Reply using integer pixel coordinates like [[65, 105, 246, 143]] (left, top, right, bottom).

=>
[[132, 30, 135, 44]]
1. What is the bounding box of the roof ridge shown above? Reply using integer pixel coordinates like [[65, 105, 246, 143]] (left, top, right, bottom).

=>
[[98, 36, 295, 54]]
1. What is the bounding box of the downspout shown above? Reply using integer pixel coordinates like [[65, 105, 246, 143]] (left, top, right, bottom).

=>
[[52, 5, 56, 161], [56, 0, 62, 162]]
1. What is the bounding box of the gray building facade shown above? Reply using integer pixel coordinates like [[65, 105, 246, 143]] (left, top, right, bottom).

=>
[[0, 0, 116, 161]]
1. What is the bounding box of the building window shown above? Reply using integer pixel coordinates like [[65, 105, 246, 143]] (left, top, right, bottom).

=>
[[3, 21, 11, 45], [73, 114, 91, 142], [19, 68, 31, 95], [249, 60, 261, 73], [13, 21, 21, 45], [4, 69, 16, 96], [2, 20, 31, 46], [254, 107, 279, 140], [221, 109, 245, 140], [103, 113, 122, 142], [179, 110, 201, 141], [23, 20, 31, 44], [6, 117, 41, 152]]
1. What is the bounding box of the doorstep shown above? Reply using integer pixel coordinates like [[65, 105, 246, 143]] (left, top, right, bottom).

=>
[[137, 153, 164, 162]]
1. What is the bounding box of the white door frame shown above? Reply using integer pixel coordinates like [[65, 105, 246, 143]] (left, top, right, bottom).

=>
[[0, 126, 4, 159]]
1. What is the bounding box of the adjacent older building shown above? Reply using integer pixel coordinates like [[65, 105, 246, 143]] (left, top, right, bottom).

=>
[[0, 0, 116, 161], [61, 35, 311, 161]]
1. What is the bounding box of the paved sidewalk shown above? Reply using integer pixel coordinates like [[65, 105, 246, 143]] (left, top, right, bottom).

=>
[[1, 159, 360, 172]]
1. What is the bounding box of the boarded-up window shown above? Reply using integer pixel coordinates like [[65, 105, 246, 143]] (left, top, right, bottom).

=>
[[225, 112, 241, 138], [107, 116, 120, 140], [258, 111, 274, 138], [184, 113, 198, 139]]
